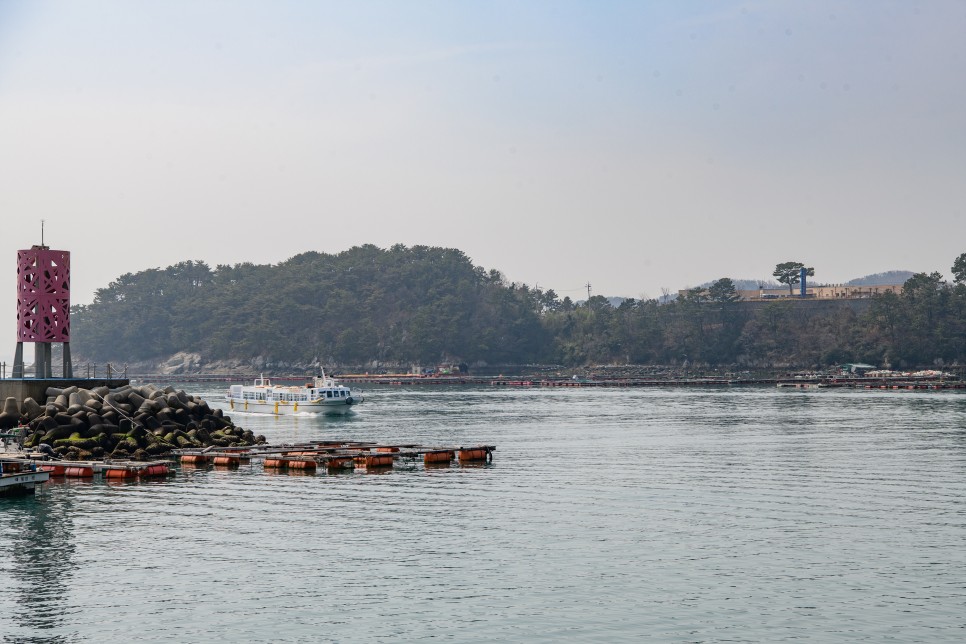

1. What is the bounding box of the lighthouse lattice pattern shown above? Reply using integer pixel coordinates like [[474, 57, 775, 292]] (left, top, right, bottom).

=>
[[17, 248, 71, 342]]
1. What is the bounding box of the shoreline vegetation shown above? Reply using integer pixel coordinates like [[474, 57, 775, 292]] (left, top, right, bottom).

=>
[[119, 364, 965, 390], [70, 245, 966, 373]]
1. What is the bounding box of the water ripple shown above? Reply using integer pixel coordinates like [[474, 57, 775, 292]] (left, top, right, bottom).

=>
[[3, 385, 966, 641]]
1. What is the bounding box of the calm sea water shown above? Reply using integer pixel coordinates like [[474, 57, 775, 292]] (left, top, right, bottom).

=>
[[3, 384, 966, 642]]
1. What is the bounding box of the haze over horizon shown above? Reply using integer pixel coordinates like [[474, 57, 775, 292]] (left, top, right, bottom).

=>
[[1, 1, 963, 364]]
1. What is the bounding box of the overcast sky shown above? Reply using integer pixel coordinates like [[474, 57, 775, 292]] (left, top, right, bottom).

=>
[[1, 1, 964, 363]]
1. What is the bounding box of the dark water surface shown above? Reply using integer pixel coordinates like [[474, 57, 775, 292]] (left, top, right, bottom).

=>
[[3, 385, 966, 642]]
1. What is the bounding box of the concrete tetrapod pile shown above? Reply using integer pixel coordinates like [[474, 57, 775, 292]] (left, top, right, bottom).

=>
[[4, 384, 265, 461]]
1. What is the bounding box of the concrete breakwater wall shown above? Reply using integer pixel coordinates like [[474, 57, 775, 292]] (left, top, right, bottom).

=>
[[2, 380, 265, 460]]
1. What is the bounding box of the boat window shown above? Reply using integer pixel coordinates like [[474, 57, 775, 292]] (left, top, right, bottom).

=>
[[326, 391, 333, 398]]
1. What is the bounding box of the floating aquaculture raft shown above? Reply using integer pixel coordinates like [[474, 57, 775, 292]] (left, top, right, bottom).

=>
[[175, 440, 495, 472], [1, 455, 171, 480]]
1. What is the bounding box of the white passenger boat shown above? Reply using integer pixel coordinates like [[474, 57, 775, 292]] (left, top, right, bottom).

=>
[[226, 371, 363, 415]]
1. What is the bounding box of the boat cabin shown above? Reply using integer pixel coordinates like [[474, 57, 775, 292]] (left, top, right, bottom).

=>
[[227, 374, 352, 403]]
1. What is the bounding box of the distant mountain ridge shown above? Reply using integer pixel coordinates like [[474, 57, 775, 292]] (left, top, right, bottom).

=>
[[844, 270, 915, 286]]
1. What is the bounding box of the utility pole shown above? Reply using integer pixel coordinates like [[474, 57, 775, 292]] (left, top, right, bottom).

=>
[[585, 282, 592, 300]]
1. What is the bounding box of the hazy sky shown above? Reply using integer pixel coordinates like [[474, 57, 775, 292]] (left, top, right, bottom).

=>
[[1, 1, 964, 361]]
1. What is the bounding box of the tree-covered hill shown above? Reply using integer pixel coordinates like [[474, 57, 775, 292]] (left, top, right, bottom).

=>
[[70, 247, 966, 371], [70, 245, 549, 367]]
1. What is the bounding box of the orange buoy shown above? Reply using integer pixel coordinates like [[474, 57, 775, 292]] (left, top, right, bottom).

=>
[[363, 455, 394, 468], [263, 458, 287, 469], [376, 447, 399, 453], [458, 448, 488, 462], [65, 466, 94, 478], [288, 459, 317, 471], [181, 454, 208, 464], [105, 468, 136, 479], [213, 456, 240, 467], [424, 450, 454, 464], [39, 464, 67, 476], [140, 464, 169, 477], [326, 457, 354, 470]]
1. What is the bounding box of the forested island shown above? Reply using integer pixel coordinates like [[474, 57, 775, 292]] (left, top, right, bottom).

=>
[[69, 244, 966, 373]]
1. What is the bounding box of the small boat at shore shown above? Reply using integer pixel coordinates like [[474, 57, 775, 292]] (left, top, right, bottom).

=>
[[226, 371, 363, 415], [0, 459, 49, 497]]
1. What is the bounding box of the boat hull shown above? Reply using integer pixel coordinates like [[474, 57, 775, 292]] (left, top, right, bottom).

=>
[[225, 397, 360, 416], [0, 471, 50, 497]]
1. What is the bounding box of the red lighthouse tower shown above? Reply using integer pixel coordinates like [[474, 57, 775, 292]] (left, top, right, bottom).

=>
[[13, 243, 73, 378]]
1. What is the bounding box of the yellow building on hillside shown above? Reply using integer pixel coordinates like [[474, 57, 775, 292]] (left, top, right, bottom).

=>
[[737, 284, 903, 301], [679, 283, 905, 301]]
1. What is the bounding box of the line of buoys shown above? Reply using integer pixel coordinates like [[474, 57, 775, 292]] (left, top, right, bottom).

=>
[[174, 442, 496, 475], [12, 457, 170, 479]]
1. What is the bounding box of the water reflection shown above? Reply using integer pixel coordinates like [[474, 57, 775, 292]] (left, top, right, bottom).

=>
[[7, 485, 77, 641], [6, 382, 956, 641]]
